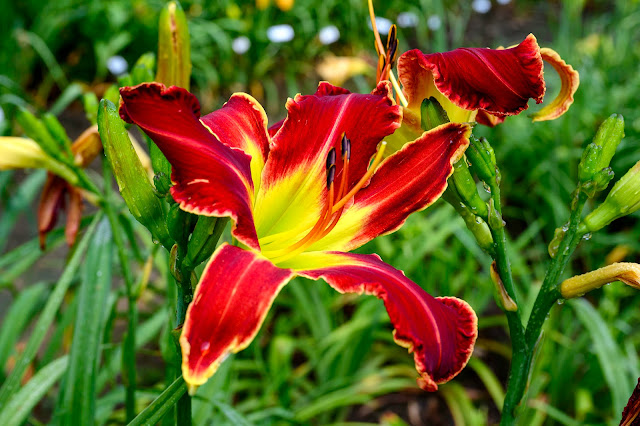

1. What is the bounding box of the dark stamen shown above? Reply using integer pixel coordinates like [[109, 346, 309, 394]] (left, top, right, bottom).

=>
[[326, 147, 336, 170], [326, 164, 336, 189], [341, 135, 351, 160]]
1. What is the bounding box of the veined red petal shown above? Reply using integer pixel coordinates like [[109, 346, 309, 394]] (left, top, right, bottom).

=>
[[531, 47, 580, 122], [180, 243, 293, 392], [291, 251, 477, 391], [253, 81, 401, 241], [200, 93, 270, 193], [119, 83, 260, 250], [399, 34, 545, 117], [310, 122, 470, 252]]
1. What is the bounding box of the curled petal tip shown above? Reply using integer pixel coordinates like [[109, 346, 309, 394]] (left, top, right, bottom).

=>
[[531, 47, 580, 122]]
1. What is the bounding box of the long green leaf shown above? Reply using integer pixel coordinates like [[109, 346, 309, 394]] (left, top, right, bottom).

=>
[[0, 356, 68, 426], [0, 282, 48, 369], [0, 212, 102, 409], [128, 376, 187, 426], [572, 298, 633, 415], [59, 218, 113, 424]]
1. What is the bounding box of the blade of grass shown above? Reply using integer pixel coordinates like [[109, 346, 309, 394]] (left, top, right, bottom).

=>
[[59, 217, 113, 425], [127, 376, 187, 426], [0, 282, 48, 369], [0, 212, 102, 409], [572, 298, 633, 415], [0, 356, 68, 426]]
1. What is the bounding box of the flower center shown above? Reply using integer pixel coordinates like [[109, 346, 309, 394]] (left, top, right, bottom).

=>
[[262, 134, 386, 263]]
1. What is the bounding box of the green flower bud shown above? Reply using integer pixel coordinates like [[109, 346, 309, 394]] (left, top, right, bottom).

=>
[[581, 160, 640, 233], [466, 135, 498, 185], [42, 113, 73, 158], [83, 92, 99, 125], [16, 108, 70, 163], [167, 203, 196, 248], [578, 114, 624, 183], [103, 84, 120, 105], [156, 1, 191, 90], [420, 97, 449, 131], [449, 158, 489, 219], [98, 99, 172, 249], [442, 188, 494, 256], [131, 52, 156, 85], [153, 172, 172, 196], [117, 73, 134, 88], [183, 217, 229, 269]]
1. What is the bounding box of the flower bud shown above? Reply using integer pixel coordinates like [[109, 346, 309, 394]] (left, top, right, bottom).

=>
[[0, 137, 78, 184], [156, 1, 191, 90], [580, 160, 640, 233], [131, 53, 156, 85], [167, 203, 197, 248], [420, 97, 449, 131], [83, 92, 99, 125], [578, 114, 624, 183], [442, 188, 494, 256], [183, 217, 229, 269], [449, 158, 489, 219], [98, 99, 172, 249], [466, 135, 498, 185], [16, 108, 70, 163], [560, 262, 640, 299]]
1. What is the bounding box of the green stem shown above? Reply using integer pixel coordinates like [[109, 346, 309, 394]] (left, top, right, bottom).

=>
[[102, 160, 137, 422], [174, 254, 193, 425], [488, 182, 526, 357], [501, 191, 588, 424]]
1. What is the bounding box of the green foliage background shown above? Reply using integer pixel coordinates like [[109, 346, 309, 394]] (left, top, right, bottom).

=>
[[1, 0, 640, 424]]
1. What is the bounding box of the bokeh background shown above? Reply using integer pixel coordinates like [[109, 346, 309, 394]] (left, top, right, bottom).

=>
[[1, 0, 640, 424]]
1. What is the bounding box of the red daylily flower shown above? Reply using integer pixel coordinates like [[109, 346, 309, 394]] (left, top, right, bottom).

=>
[[119, 81, 477, 393], [388, 34, 579, 150]]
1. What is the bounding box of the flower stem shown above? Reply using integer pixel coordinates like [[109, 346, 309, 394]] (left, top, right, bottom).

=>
[[487, 181, 526, 360], [501, 191, 588, 424]]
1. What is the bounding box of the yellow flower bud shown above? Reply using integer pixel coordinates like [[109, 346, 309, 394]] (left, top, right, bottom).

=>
[[560, 263, 640, 299]]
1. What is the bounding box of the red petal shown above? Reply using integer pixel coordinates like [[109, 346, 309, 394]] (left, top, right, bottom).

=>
[[621, 378, 640, 426], [475, 110, 506, 127], [180, 243, 293, 391], [119, 83, 260, 250], [311, 122, 470, 252], [254, 81, 401, 238], [295, 251, 477, 391], [398, 34, 545, 116], [37, 174, 67, 250], [200, 93, 270, 191]]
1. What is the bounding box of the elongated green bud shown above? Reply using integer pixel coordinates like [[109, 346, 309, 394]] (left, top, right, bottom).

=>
[[42, 113, 73, 157], [16, 108, 69, 163], [442, 188, 494, 256], [578, 114, 624, 183], [83, 92, 99, 125], [156, 1, 191, 90], [420, 97, 449, 131], [466, 135, 499, 184], [184, 217, 229, 269], [98, 99, 172, 249], [580, 160, 640, 233], [450, 158, 489, 219], [132, 52, 156, 85], [167, 203, 196, 248]]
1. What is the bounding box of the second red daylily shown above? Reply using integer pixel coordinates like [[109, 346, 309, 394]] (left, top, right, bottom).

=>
[[388, 34, 579, 149], [119, 81, 477, 393]]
